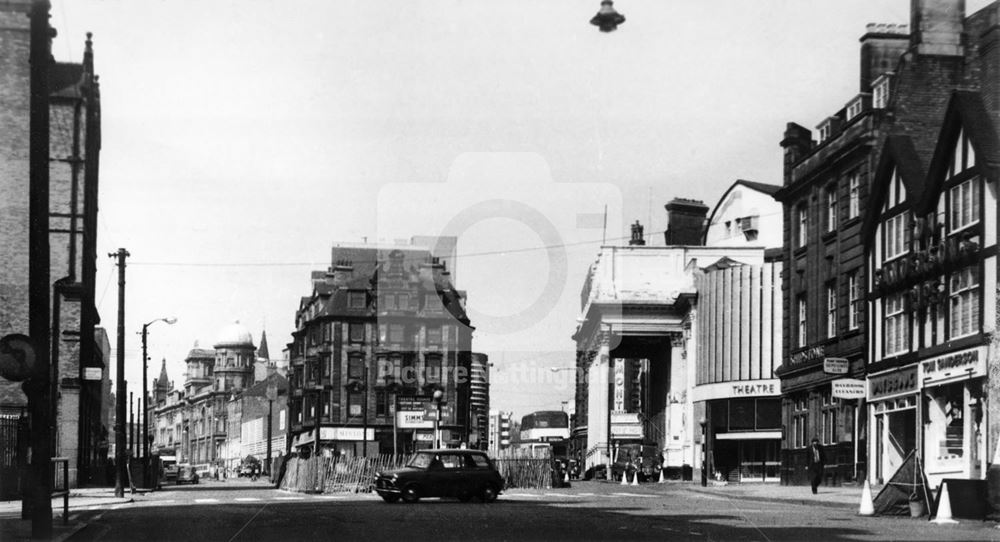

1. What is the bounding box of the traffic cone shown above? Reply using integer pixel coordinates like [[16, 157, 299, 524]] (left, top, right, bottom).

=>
[[931, 481, 958, 524], [858, 479, 874, 516], [620, 469, 629, 486], [564, 470, 570, 484], [658, 467, 665, 484], [631, 469, 639, 486]]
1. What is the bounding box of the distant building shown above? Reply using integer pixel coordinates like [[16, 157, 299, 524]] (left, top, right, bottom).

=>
[[0, 1, 105, 489], [286, 240, 475, 456], [469, 353, 490, 450], [488, 410, 512, 454]]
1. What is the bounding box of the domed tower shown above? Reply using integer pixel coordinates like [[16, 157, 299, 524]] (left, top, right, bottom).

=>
[[213, 321, 256, 392]]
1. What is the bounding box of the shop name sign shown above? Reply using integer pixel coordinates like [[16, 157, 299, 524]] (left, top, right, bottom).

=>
[[730, 382, 777, 396], [790, 346, 824, 365], [868, 367, 918, 401], [319, 427, 374, 441], [921, 347, 986, 384], [823, 358, 849, 375], [610, 411, 643, 439], [831, 378, 865, 399]]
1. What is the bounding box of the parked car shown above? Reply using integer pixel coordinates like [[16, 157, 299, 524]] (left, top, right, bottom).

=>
[[177, 465, 199, 485], [374, 449, 504, 504]]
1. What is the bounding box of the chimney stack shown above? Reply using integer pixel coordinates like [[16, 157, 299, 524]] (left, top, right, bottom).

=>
[[663, 199, 708, 246], [910, 0, 965, 57], [780, 123, 813, 183], [628, 221, 646, 246], [859, 23, 910, 92]]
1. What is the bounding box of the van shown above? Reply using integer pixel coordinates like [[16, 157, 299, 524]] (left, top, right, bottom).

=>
[[161, 455, 178, 481]]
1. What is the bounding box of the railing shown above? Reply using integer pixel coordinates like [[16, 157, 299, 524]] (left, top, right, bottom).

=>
[[52, 457, 69, 525]]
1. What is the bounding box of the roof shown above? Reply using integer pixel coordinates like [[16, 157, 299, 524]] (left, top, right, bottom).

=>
[[861, 135, 925, 246], [50, 62, 84, 98], [703, 179, 782, 245], [734, 179, 782, 196], [240, 373, 288, 398], [257, 331, 270, 360], [155, 358, 170, 389], [922, 91, 1000, 203]]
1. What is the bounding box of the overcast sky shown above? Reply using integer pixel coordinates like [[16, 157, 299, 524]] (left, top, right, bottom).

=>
[[50, 0, 991, 418]]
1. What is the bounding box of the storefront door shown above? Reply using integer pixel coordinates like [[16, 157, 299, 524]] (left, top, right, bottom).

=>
[[873, 396, 916, 485]]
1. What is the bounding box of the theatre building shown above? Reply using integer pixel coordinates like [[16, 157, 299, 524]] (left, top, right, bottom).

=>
[[864, 96, 998, 488]]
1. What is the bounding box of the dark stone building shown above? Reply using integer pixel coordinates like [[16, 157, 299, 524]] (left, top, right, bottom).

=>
[[287, 241, 474, 457]]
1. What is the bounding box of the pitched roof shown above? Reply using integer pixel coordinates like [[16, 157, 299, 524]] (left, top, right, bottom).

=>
[[735, 179, 782, 196], [155, 358, 170, 389], [923, 91, 1000, 201], [861, 135, 926, 246], [241, 372, 288, 398]]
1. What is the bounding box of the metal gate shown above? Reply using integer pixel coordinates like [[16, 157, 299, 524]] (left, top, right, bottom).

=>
[[0, 407, 28, 499]]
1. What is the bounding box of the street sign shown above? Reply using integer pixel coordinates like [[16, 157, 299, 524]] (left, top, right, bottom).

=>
[[823, 357, 849, 375], [83, 367, 102, 381], [831, 378, 866, 399], [0, 334, 34, 382]]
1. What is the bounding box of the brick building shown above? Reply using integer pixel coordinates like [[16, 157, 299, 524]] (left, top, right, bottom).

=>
[[862, 0, 1000, 489], [286, 240, 474, 457], [773, 22, 909, 487], [0, 1, 106, 488]]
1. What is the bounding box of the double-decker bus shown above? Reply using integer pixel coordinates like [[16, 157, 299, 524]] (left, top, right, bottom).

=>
[[518, 410, 570, 457]]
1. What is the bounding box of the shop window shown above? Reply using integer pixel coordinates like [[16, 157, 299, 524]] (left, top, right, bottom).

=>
[[930, 384, 965, 462], [820, 391, 838, 445], [826, 282, 837, 339], [791, 397, 808, 449], [949, 266, 980, 339], [948, 177, 980, 233], [349, 323, 365, 343], [884, 293, 909, 356]]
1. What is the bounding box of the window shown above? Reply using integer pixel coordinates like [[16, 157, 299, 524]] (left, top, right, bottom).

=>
[[872, 74, 891, 109], [797, 205, 808, 247], [348, 354, 365, 379], [376, 391, 389, 417], [381, 294, 396, 310], [425, 355, 442, 383], [826, 185, 838, 232], [797, 295, 807, 347], [817, 120, 832, 144], [820, 391, 838, 445], [848, 173, 860, 219], [397, 294, 409, 310], [389, 324, 405, 343], [426, 326, 442, 345], [424, 293, 440, 310], [848, 271, 861, 331], [349, 323, 365, 343], [321, 354, 331, 378], [949, 266, 980, 339], [348, 291, 366, 309], [846, 96, 864, 121], [348, 392, 364, 417], [884, 213, 909, 261], [948, 178, 980, 233], [884, 293, 909, 356], [279, 409, 286, 431], [826, 283, 837, 338], [791, 396, 808, 449]]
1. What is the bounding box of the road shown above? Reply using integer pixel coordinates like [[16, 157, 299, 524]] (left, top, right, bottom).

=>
[[66, 479, 1000, 541]]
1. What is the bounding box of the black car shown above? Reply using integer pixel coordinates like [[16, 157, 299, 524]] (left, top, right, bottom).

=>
[[374, 449, 504, 503]]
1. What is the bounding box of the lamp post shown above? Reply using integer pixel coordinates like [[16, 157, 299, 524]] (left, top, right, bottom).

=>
[[699, 416, 708, 487], [265, 381, 277, 477], [432, 389, 444, 449], [141, 317, 176, 464]]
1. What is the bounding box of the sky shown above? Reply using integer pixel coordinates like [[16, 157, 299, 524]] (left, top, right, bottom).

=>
[[50, 0, 992, 419]]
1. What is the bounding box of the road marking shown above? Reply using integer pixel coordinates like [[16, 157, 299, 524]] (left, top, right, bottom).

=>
[[544, 493, 582, 498], [575, 492, 595, 497], [156, 500, 176, 504], [195, 499, 220, 504], [611, 492, 657, 498], [234, 498, 262, 502], [503, 493, 541, 498], [316, 495, 345, 499], [273, 496, 304, 501]]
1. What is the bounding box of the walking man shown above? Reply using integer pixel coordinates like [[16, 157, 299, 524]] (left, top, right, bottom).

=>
[[807, 438, 826, 494]]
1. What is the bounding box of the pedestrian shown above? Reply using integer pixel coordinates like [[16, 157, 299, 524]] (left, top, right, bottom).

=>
[[807, 438, 826, 494]]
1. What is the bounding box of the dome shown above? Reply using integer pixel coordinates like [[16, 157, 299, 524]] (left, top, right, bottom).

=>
[[214, 320, 255, 348]]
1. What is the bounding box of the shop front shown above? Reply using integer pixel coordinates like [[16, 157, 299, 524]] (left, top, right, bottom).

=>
[[694, 380, 782, 483], [920, 346, 987, 488], [868, 365, 919, 485]]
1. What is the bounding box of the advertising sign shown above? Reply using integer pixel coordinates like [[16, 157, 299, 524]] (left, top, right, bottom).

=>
[[83, 367, 103, 381], [319, 427, 374, 441], [823, 358, 849, 375], [397, 395, 435, 429], [613, 360, 626, 411], [610, 411, 643, 439], [831, 378, 865, 399], [921, 346, 987, 386], [868, 366, 918, 401]]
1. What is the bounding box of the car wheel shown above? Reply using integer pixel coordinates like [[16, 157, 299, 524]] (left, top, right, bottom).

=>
[[381, 495, 400, 503], [401, 485, 420, 503], [480, 484, 498, 503]]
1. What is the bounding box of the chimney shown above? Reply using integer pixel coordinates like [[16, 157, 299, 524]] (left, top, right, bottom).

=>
[[910, 0, 965, 57], [780, 123, 813, 184], [663, 199, 708, 246], [628, 220, 645, 246], [859, 23, 909, 91], [328, 259, 353, 287]]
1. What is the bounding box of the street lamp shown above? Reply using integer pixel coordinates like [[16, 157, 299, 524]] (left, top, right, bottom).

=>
[[699, 415, 708, 487], [432, 389, 444, 449], [141, 317, 176, 474], [265, 381, 278, 477]]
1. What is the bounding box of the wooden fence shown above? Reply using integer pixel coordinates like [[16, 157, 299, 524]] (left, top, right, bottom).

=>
[[279, 451, 554, 494]]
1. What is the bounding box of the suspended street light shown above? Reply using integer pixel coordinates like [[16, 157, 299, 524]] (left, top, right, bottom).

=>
[[590, 0, 625, 33]]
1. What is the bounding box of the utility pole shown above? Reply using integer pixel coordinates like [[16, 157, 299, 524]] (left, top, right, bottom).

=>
[[110, 248, 129, 498], [265, 381, 277, 477], [23, 1, 53, 537], [129, 391, 135, 457]]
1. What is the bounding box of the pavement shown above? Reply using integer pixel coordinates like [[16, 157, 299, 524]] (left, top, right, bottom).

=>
[[0, 487, 140, 542]]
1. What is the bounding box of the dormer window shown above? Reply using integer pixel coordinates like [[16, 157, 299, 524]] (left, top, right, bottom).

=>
[[817, 119, 832, 144], [845, 95, 866, 121], [872, 73, 893, 109]]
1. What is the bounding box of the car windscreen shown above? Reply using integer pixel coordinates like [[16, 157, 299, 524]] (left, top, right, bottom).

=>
[[406, 452, 434, 469]]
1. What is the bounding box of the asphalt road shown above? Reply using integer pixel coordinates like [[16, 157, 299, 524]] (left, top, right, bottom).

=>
[[66, 480, 1000, 542]]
